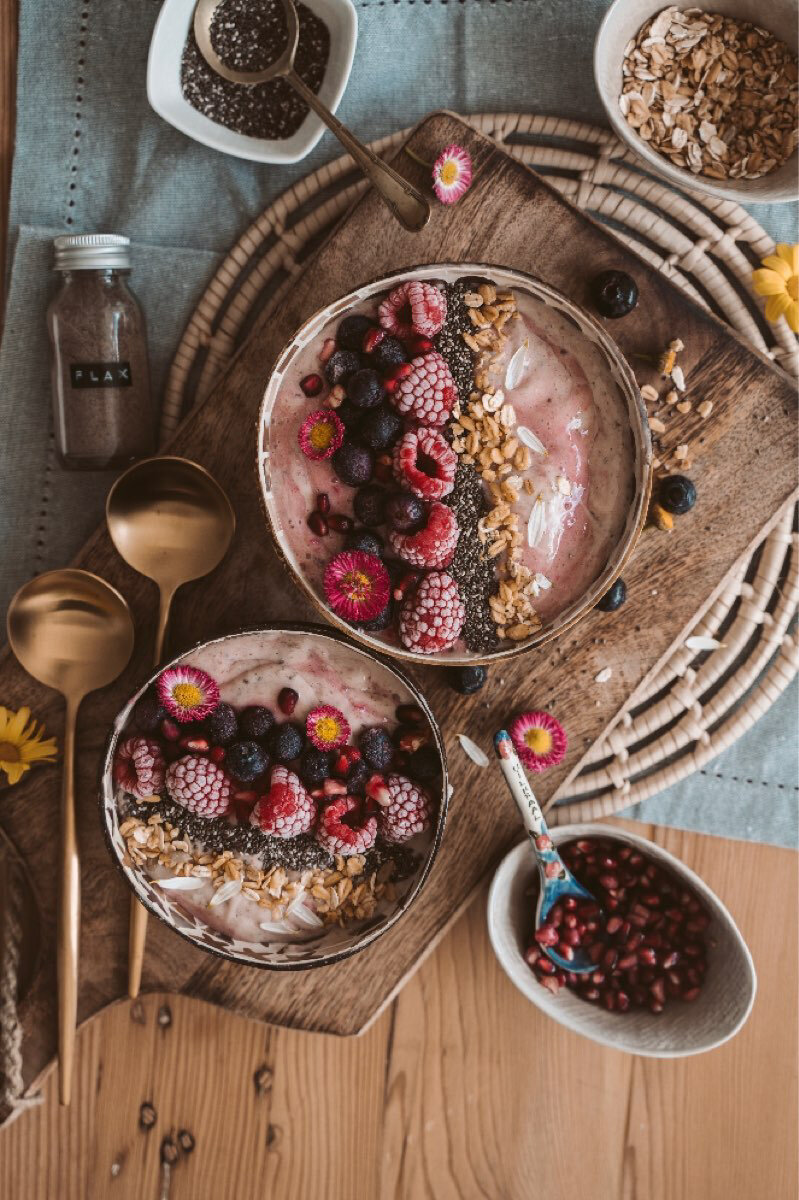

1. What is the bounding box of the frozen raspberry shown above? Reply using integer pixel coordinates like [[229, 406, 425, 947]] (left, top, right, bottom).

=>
[[379, 774, 433, 843], [393, 428, 457, 500], [390, 351, 456, 426], [378, 281, 446, 339], [251, 766, 316, 838], [166, 755, 232, 818], [398, 571, 465, 655], [113, 737, 166, 799], [388, 502, 459, 569], [315, 795, 377, 857]]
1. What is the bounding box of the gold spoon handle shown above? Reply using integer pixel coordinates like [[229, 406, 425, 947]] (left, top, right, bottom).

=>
[[287, 70, 430, 233], [58, 696, 80, 1106]]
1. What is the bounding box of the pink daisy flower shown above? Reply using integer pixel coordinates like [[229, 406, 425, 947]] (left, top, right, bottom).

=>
[[306, 705, 351, 751], [323, 551, 390, 623], [432, 144, 473, 205], [298, 409, 344, 461], [508, 711, 567, 772], [157, 665, 220, 724]]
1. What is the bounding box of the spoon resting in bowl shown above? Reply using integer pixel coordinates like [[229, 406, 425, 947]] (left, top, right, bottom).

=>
[[493, 729, 600, 975]]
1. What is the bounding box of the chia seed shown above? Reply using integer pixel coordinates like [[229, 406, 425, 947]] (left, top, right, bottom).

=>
[[180, 0, 330, 141], [435, 281, 476, 410]]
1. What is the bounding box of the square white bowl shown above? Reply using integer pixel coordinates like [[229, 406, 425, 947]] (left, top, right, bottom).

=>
[[147, 0, 357, 164]]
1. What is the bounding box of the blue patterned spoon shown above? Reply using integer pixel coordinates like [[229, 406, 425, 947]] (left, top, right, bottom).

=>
[[494, 730, 599, 975]]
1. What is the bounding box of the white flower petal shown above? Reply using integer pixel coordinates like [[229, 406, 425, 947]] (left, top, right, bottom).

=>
[[456, 734, 489, 768], [158, 876, 205, 892], [671, 365, 686, 391], [595, 667, 613, 684], [685, 635, 724, 652], [517, 426, 547, 455], [527, 497, 546, 548], [208, 878, 243, 907], [505, 340, 530, 391]]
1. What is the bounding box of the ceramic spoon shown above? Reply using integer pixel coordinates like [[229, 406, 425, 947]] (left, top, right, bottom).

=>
[[106, 456, 236, 999], [193, 0, 430, 232], [7, 569, 135, 1105], [493, 730, 598, 974]]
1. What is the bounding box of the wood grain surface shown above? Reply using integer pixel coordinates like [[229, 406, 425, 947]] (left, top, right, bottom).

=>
[[0, 110, 796, 1094]]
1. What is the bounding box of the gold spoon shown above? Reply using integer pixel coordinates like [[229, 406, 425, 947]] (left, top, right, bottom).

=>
[[7, 569, 135, 1106], [106, 456, 236, 998], [193, 0, 430, 233]]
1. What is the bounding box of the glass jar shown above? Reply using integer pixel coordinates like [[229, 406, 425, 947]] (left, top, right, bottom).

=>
[[47, 234, 156, 469]]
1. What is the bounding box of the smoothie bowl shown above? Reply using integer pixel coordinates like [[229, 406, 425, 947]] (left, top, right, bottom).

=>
[[257, 264, 652, 666], [100, 626, 448, 969]]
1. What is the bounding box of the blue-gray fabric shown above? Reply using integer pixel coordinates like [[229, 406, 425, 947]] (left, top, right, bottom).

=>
[[2, 0, 796, 846]]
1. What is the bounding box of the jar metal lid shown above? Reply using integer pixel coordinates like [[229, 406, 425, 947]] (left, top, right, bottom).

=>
[[53, 233, 131, 271]]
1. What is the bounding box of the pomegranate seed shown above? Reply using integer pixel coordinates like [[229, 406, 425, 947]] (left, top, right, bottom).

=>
[[581, 987, 600, 1002], [576, 840, 593, 852], [599, 854, 618, 869], [649, 1000, 664, 1015], [540, 976, 561, 994], [407, 335, 433, 356], [316, 492, 331, 514], [319, 338, 336, 364], [535, 924, 559, 947], [209, 746, 226, 764], [307, 511, 329, 536], [385, 362, 413, 381], [615, 991, 631, 1012], [562, 895, 578, 910], [626, 932, 644, 950], [398, 730, 427, 753], [365, 773, 391, 806], [683, 943, 703, 959], [601, 990, 616, 1011], [637, 948, 657, 966], [392, 571, 422, 602], [686, 915, 710, 933], [681, 987, 701, 1002], [605, 896, 620, 911], [549, 905, 564, 926], [589, 942, 605, 964], [661, 951, 680, 970], [650, 978, 666, 1005], [179, 735, 209, 752], [591, 970, 606, 985], [536, 956, 556, 975], [160, 719, 180, 741], [603, 948, 619, 971], [599, 874, 619, 891], [524, 946, 541, 966], [328, 514, 354, 533], [606, 916, 624, 935], [362, 328, 385, 354], [278, 687, 299, 715], [563, 914, 578, 930], [300, 373, 324, 397], [557, 942, 575, 961], [642, 892, 662, 907], [617, 953, 637, 971], [322, 778, 347, 796]]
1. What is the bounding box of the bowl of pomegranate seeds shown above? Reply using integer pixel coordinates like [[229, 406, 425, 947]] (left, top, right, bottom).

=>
[[100, 624, 447, 969], [487, 825, 756, 1056]]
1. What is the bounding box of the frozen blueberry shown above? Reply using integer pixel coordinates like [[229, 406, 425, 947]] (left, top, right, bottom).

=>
[[268, 722, 305, 763], [386, 490, 425, 532], [370, 335, 408, 371], [325, 349, 362, 386], [354, 484, 388, 528], [336, 398, 363, 428], [226, 740, 269, 782], [658, 474, 696, 515], [448, 666, 487, 695], [238, 706, 275, 739], [408, 745, 441, 784], [359, 405, 402, 450], [132, 690, 166, 734], [204, 702, 238, 745], [332, 442, 374, 487], [347, 368, 383, 409], [337, 313, 376, 352], [590, 270, 639, 319], [346, 759, 370, 795], [299, 746, 331, 788], [354, 603, 393, 632], [345, 529, 385, 558], [359, 726, 395, 771], [597, 578, 627, 612]]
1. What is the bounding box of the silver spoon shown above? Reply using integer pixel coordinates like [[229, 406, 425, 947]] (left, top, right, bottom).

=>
[[193, 0, 430, 232], [493, 730, 599, 974]]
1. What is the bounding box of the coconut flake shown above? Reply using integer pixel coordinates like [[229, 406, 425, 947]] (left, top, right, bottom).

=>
[[208, 877, 243, 907], [517, 426, 547, 455], [527, 497, 546, 548], [530, 573, 551, 596], [158, 875, 205, 892], [671, 364, 686, 391], [505, 340, 530, 391], [595, 667, 613, 684], [258, 919, 290, 934], [287, 896, 325, 930], [686, 635, 724, 652], [456, 734, 489, 768], [566, 414, 583, 432]]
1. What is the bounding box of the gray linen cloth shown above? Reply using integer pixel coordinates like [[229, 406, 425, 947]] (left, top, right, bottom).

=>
[[1, 0, 796, 845]]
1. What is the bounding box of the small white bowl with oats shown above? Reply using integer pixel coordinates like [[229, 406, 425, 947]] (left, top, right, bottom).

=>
[[594, 0, 798, 203]]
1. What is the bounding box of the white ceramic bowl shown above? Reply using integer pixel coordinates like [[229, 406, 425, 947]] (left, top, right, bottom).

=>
[[147, 0, 357, 164], [487, 824, 756, 1057], [594, 0, 798, 203]]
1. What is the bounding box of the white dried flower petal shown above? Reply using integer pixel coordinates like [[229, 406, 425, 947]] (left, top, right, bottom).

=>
[[208, 878, 242, 907], [456, 734, 489, 768], [517, 426, 547, 455], [595, 667, 613, 684], [505, 340, 530, 391], [527, 497, 546, 548], [671, 364, 686, 391], [158, 876, 205, 892], [685, 635, 724, 652]]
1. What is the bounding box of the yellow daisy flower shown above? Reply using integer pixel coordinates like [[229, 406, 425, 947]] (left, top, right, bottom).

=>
[[752, 243, 799, 334], [0, 706, 58, 786]]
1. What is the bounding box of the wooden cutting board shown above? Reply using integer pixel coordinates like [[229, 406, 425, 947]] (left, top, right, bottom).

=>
[[1, 112, 795, 1093]]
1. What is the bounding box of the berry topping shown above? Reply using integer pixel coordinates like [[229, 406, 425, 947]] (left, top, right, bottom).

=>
[[315, 795, 377, 857], [354, 603, 394, 632], [307, 511, 329, 537], [358, 405, 403, 451], [268, 722, 305, 764], [388, 501, 459, 569], [204, 701, 238, 745], [590, 269, 639, 319], [346, 368, 384, 409], [346, 759, 370, 795], [113, 737, 166, 799], [306, 705, 351, 751], [337, 313, 376, 352], [508, 711, 567, 772], [316, 492, 331, 514], [324, 550, 391, 622], [331, 441, 374, 487], [369, 334, 408, 372], [325, 349, 362, 386], [379, 774, 433, 843], [166, 755, 232, 818], [328, 514, 354, 533], [359, 726, 395, 771], [277, 687, 299, 715], [157, 666, 220, 724], [658, 474, 697, 515], [353, 484, 388, 528], [365, 772, 390, 806], [251, 766, 316, 838], [226, 740, 270, 783], [448, 665, 488, 695], [238, 706, 275, 739], [298, 409, 345, 461], [362, 327, 385, 355], [390, 351, 456, 426], [131, 690, 166, 734], [393, 428, 457, 500], [345, 528, 385, 558], [332, 745, 361, 778], [378, 280, 447, 339], [300, 373, 324, 397], [385, 490, 425, 532], [407, 744, 441, 783], [597, 578, 627, 612], [299, 746, 331, 788], [398, 571, 465, 654]]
